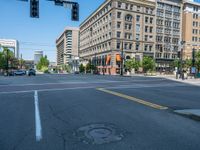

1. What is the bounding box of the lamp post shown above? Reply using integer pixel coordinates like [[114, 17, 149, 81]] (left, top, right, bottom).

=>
[[120, 41, 124, 76], [178, 41, 185, 80], [192, 47, 196, 78], [6, 48, 9, 76]]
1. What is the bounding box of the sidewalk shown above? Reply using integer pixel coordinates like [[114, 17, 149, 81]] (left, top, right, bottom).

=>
[[155, 74, 200, 86], [124, 73, 200, 86]]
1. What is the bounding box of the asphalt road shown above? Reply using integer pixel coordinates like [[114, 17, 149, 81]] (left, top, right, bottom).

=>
[[0, 74, 200, 150]]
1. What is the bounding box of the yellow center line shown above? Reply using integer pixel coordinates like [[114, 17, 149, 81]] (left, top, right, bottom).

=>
[[96, 88, 168, 110]]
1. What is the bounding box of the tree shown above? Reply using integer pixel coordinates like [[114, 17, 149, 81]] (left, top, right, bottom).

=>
[[172, 59, 180, 68], [184, 59, 192, 69], [86, 61, 96, 73], [79, 63, 85, 73], [61, 64, 71, 73], [195, 51, 200, 72], [142, 56, 155, 73], [125, 58, 141, 72], [36, 55, 49, 72], [0, 47, 16, 70]]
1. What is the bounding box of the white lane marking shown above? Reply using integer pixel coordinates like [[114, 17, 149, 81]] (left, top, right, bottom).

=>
[[0, 86, 96, 94], [34, 90, 42, 142]]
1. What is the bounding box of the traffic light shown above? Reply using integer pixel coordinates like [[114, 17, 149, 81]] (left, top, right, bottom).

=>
[[71, 3, 79, 21], [54, 0, 63, 6], [30, 0, 39, 18]]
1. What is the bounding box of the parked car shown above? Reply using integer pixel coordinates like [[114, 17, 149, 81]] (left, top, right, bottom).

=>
[[14, 70, 26, 76], [28, 69, 36, 76], [74, 71, 80, 74]]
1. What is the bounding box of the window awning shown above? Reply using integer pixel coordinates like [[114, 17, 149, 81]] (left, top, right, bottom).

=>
[[106, 55, 111, 65], [116, 54, 121, 62]]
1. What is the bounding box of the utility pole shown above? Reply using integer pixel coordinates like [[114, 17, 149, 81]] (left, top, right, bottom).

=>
[[120, 41, 124, 76], [192, 48, 196, 78], [6, 48, 9, 76], [20, 54, 23, 69]]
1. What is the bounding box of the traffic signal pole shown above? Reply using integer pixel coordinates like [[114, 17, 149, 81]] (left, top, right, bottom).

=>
[[120, 41, 124, 76], [19, 0, 79, 20]]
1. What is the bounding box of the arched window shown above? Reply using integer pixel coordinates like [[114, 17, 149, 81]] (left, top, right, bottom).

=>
[[126, 56, 131, 60], [125, 14, 133, 22]]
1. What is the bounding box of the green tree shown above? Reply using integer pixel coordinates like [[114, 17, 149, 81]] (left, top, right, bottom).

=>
[[125, 58, 141, 72], [79, 63, 85, 73], [86, 61, 96, 73], [184, 59, 192, 69], [0, 47, 16, 70], [142, 56, 155, 73], [172, 59, 180, 68], [36, 55, 49, 72], [195, 51, 200, 72], [61, 64, 71, 73]]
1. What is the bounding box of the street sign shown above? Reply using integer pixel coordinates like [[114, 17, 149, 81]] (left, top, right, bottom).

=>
[[191, 67, 196, 74]]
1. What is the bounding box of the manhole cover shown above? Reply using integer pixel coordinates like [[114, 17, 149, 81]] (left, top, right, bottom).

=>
[[74, 123, 124, 144], [88, 128, 112, 138]]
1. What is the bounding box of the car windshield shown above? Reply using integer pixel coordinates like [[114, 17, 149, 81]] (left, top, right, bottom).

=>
[[1, 0, 200, 150]]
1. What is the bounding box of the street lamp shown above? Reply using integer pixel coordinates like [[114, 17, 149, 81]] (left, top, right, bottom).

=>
[[120, 41, 124, 76]]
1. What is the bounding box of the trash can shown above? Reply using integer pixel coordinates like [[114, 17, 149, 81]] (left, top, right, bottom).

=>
[[197, 73, 200, 78]]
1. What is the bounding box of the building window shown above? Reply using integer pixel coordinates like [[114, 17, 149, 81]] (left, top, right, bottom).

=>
[[118, 2, 122, 8], [145, 17, 148, 23], [136, 15, 140, 22], [125, 14, 133, 22], [117, 22, 121, 28], [124, 43, 128, 49], [117, 31, 121, 38], [150, 18, 153, 24], [130, 4, 133, 10], [149, 45, 152, 51], [136, 24, 140, 32], [149, 27, 153, 33], [129, 43, 132, 49], [136, 34, 140, 40], [136, 43, 140, 50], [137, 6, 141, 11], [144, 45, 148, 51], [125, 3, 129, 9], [117, 12, 121, 18], [145, 26, 148, 32], [145, 35, 148, 41], [117, 42, 120, 49]]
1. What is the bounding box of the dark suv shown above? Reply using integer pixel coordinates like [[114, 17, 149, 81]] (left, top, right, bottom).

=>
[[28, 69, 36, 76]]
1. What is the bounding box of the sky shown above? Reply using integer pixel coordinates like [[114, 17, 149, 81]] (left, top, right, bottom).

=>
[[0, 0, 104, 62]]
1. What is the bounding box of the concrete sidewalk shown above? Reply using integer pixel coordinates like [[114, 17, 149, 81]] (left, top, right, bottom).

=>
[[124, 73, 200, 86], [155, 74, 200, 86]]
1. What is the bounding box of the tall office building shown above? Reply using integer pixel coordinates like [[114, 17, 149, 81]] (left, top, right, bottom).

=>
[[80, 0, 156, 75], [182, 0, 200, 59], [34, 50, 43, 65], [155, 0, 182, 70], [56, 27, 79, 66]]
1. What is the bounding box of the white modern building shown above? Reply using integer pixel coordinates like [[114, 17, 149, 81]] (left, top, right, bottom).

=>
[[34, 50, 43, 65], [56, 27, 79, 72], [0, 39, 19, 58]]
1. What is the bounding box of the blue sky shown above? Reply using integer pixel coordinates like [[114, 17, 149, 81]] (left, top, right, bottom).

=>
[[0, 0, 104, 62]]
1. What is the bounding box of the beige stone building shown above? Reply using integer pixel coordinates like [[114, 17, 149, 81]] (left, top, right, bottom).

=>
[[56, 27, 79, 66], [155, 0, 182, 70], [79, 0, 156, 75], [182, 0, 200, 60]]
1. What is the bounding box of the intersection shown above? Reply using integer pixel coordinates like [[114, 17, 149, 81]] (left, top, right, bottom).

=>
[[0, 74, 200, 150]]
